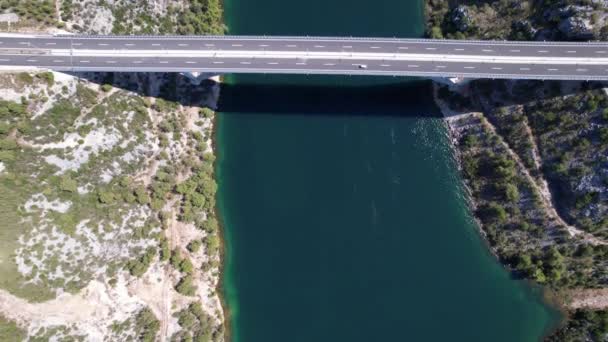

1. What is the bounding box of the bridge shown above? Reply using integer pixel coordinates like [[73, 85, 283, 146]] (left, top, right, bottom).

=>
[[1, 34, 608, 80]]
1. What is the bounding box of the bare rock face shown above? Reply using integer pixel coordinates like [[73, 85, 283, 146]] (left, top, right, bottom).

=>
[[451, 5, 472, 32], [559, 16, 595, 40]]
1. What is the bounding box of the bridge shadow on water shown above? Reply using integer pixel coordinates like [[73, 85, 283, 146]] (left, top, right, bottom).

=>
[[216, 80, 442, 117], [69, 71, 441, 118]]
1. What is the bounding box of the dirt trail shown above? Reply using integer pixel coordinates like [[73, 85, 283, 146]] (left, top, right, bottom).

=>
[[567, 288, 608, 309], [479, 115, 607, 245]]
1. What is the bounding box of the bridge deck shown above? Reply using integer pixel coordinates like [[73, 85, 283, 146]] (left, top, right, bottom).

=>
[[1, 34, 608, 80]]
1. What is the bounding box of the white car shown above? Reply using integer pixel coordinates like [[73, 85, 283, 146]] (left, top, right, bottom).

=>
[[358, 64, 368, 69]]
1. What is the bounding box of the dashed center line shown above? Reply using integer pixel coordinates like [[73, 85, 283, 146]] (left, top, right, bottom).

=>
[[231, 44, 243, 47], [240, 61, 252, 65], [296, 62, 306, 65], [106, 61, 116, 64], [548, 68, 558, 71], [576, 68, 588, 72], [408, 65, 419, 68], [314, 45, 325, 48], [26, 59, 37, 62], [436, 65, 446, 69], [464, 66, 476, 69], [520, 67, 531, 71], [380, 64, 391, 67], [370, 46, 381, 49], [259, 44, 269, 47], [425, 47, 437, 50], [454, 48, 465, 51], [98, 43, 109, 46], [567, 50, 577, 53], [286, 45, 297, 47], [213, 61, 224, 64], [482, 49, 493, 52], [125, 43, 135, 46], [151, 43, 161, 46], [205, 44, 215, 47], [159, 61, 169, 64], [398, 47, 408, 50], [510, 49, 520, 53], [323, 63, 335, 66], [343, 45, 353, 49], [538, 50, 548, 53], [491, 67, 502, 70], [178, 43, 189, 47], [0, 59, 10, 62], [267, 62, 279, 65], [185, 61, 196, 64], [79, 60, 90, 63], [53, 59, 63, 63], [45, 42, 56, 45], [596, 51, 607, 54]]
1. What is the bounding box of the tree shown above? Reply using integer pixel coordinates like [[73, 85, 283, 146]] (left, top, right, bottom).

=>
[[175, 275, 197, 296], [59, 176, 78, 192], [179, 258, 194, 274], [187, 239, 202, 253]]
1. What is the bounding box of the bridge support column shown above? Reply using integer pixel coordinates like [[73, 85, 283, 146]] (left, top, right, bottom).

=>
[[430, 77, 473, 87], [181, 72, 222, 85]]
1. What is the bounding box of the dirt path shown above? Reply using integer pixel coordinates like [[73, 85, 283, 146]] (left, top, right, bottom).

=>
[[478, 115, 607, 245], [567, 288, 608, 309]]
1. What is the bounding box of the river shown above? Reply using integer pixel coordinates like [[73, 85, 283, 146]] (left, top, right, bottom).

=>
[[216, 0, 561, 341]]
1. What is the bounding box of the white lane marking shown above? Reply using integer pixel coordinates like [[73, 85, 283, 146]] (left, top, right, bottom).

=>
[[26, 59, 37, 62], [240, 61, 251, 65], [314, 45, 325, 48], [106, 61, 116, 64], [464, 66, 476, 69], [538, 50, 548, 53], [380, 64, 391, 67], [454, 48, 465, 51], [398, 47, 408, 50], [125, 43, 135, 46], [231, 44, 243, 47], [520, 67, 530, 71], [576, 68, 588, 72], [323, 63, 335, 66], [267, 62, 279, 65], [408, 64, 419, 68], [0, 58, 10, 62], [286, 44, 297, 47], [213, 61, 224, 64], [73, 42, 82, 46], [159, 61, 169, 64], [185, 61, 196, 64], [205, 44, 215, 47], [98, 43, 109, 46], [53, 59, 63, 63], [151, 43, 161, 46], [178, 43, 189, 47], [45, 42, 56, 46], [567, 50, 576, 53], [425, 47, 437, 50], [436, 65, 446, 68], [548, 68, 558, 71], [343, 45, 353, 48], [79, 60, 90, 63], [295, 62, 306, 65], [596, 51, 606, 54], [491, 67, 502, 70], [482, 49, 493, 52], [510, 49, 520, 52], [18, 42, 29, 45], [259, 44, 269, 47], [370, 46, 381, 49]]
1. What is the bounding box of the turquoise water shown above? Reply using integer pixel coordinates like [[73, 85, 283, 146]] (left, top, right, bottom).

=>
[[217, 0, 561, 341]]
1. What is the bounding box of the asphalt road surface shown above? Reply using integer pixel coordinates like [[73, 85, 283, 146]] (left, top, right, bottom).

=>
[[1, 34, 608, 80]]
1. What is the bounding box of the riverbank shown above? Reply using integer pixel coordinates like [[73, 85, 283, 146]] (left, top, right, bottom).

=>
[[433, 78, 608, 341]]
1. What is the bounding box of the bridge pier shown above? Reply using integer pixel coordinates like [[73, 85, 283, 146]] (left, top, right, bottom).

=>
[[430, 77, 473, 87], [181, 72, 222, 85]]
